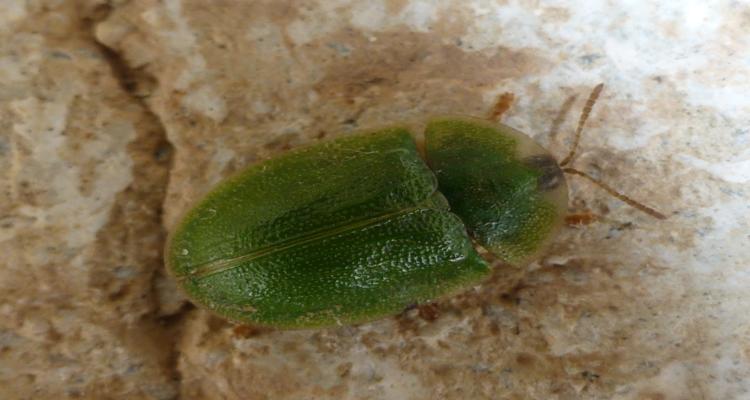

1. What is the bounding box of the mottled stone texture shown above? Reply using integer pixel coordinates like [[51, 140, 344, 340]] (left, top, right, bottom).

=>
[[3, 0, 750, 399], [0, 1, 176, 399]]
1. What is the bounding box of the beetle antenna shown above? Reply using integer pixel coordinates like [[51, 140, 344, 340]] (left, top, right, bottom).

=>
[[562, 167, 667, 219], [558, 84, 666, 220], [560, 83, 604, 166], [488, 92, 515, 122]]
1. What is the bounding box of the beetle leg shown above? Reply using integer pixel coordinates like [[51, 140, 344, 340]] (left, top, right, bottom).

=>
[[417, 303, 441, 322], [487, 92, 515, 122], [564, 212, 600, 226]]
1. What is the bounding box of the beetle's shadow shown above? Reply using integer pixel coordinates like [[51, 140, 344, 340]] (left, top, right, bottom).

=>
[[546, 93, 579, 156]]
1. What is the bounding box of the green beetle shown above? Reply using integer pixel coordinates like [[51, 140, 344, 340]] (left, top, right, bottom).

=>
[[166, 85, 663, 329]]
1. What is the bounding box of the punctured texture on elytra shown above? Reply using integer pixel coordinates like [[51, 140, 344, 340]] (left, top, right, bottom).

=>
[[166, 127, 490, 329]]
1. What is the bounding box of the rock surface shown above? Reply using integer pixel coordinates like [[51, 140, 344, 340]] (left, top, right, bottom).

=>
[[0, 1, 176, 399], [3, 0, 750, 399]]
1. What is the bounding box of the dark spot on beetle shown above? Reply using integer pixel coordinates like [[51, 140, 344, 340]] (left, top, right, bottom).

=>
[[522, 154, 564, 191]]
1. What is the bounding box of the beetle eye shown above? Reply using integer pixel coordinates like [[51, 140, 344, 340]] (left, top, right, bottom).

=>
[[522, 155, 564, 191]]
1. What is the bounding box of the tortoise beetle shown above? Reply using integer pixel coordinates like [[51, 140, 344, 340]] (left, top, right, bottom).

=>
[[166, 84, 664, 329]]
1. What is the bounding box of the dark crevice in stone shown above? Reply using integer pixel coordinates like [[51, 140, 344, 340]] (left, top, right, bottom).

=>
[[81, 3, 184, 398], [85, 3, 176, 316]]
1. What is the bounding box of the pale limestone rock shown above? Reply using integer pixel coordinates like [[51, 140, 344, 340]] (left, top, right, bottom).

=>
[[1, 1, 175, 398]]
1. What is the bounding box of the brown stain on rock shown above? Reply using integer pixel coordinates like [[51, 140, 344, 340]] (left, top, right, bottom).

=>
[[386, 0, 410, 15], [313, 28, 547, 118]]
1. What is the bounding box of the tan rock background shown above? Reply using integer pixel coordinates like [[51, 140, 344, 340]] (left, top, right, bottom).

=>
[[2, 0, 749, 399]]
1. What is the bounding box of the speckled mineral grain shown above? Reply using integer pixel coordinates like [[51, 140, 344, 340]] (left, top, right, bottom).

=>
[[3, 0, 750, 399]]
